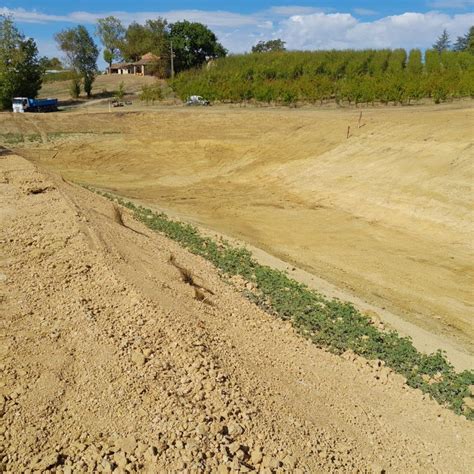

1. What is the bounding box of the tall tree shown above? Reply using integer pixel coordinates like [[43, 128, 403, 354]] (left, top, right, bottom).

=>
[[55, 25, 99, 97], [96, 16, 125, 69], [169, 21, 226, 73], [121, 22, 147, 61], [120, 19, 169, 67], [453, 26, 474, 54], [433, 29, 451, 53], [0, 16, 42, 109], [406, 49, 423, 75], [252, 39, 286, 53]]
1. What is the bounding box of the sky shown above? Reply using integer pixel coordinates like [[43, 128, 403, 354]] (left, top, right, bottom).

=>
[[1, 1, 473, 68]]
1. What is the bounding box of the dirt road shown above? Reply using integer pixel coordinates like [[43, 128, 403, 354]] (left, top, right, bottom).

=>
[[3, 103, 473, 367], [1, 152, 473, 472]]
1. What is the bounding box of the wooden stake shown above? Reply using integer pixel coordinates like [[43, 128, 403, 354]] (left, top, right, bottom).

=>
[[347, 125, 351, 139], [358, 111, 363, 128]]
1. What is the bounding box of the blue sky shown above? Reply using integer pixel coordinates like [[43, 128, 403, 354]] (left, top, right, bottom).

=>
[[1, 1, 473, 68]]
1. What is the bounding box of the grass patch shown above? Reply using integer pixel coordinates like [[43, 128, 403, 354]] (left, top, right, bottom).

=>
[[0, 133, 41, 145], [94, 190, 474, 419], [42, 71, 76, 83]]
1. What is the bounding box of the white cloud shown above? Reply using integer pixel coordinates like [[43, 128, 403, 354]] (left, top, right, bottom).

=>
[[279, 11, 474, 50], [0, 8, 260, 28], [0, 8, 68, 23], [270, 6, 328, 16], [2, 6, 473, 56]]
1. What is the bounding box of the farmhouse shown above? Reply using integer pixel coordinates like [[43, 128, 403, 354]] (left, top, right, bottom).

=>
[[108, 53, 160, 76]]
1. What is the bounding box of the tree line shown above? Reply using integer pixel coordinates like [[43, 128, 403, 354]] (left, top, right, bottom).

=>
[[0, 13, 473, 109], [171, 29, 474, 106]]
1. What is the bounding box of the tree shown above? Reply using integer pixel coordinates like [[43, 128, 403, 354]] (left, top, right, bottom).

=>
[[0, 16, 42, 109], [252, 39, 286, 53], [39, 56, 63, 70], [55, 25, 99, 97], [96, 16, 125, 69], [433, 29, 451, 53], [407, 49, 423, 75], [169, 21, 227, 73], [121, 19, 168, 61], [121, 22, 148, 62], [453, 26, 474, 54]]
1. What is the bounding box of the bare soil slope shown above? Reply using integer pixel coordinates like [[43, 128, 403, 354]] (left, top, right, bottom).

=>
[[1, 153, 474, 472], [3, 103, 473, 365]]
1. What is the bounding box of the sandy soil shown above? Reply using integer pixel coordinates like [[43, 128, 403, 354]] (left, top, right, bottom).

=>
[[1, 152, 474, 472], [3, 103, 472, 368]]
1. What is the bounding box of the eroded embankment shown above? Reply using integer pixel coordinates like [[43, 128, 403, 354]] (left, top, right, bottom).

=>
[[1, 153, 474, 472], [4, 104, 473, 359]]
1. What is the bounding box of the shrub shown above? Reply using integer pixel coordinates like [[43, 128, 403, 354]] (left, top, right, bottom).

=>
[[69, 76, 81, 99], [115, 81, 126, 101], [139, 82, 163, 104]]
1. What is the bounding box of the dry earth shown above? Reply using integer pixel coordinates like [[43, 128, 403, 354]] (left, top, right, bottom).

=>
[[2, 103, 473, 368], [39, 75, 157, 102], [1, 151, 474, 473]]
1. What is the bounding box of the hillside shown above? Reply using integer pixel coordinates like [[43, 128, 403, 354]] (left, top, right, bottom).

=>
[[39, 74, 156, 101], [4, 103, 473, 369], [1, 152, 473, 472]]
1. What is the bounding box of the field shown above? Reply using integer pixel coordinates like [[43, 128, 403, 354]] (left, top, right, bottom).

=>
[[38, 73, 157, 101], [2, 102, 473, 370]]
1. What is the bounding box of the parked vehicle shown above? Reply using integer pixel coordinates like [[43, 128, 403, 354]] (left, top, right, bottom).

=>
[[185, 95, 210, 106], [12, 97, 58, 113]]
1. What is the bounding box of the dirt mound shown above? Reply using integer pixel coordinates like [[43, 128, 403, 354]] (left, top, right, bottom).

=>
[[1, 153, 473, 472]]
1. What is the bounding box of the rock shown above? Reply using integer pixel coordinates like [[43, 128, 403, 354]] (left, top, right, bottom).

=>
[[283, 455, 297, 468], [31, 453, 59, 471], [113, 451, 129, 468], [262, 455, 280, 469], [462, 397, 474, 411], [228, 441, 241, 454], [196, 422, 208, 436], [227, 422, 244, 437], [131, 351, 146, 367], [236, 449, 247, 461], [210, 422, 223, 436], [250, 448, 263, 465], [144, 445, 158, 461], [115, 436, 137, 454]]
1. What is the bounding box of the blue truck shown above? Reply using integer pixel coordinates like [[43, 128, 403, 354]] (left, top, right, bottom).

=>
[[12, 97, 58, 113]]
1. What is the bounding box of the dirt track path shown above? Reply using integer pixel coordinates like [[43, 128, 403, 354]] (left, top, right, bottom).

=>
[[1, 153, 473, 472]]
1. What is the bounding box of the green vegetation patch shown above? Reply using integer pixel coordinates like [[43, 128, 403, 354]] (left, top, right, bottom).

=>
[[95, 190, 474, 419], [42, 70, 77, 83], [0, 133, 41, 145], [171, 49, 474, 106]]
